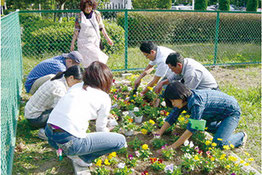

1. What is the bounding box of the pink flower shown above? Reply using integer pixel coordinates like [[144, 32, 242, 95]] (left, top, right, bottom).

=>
[[128, 154, 134, 160]]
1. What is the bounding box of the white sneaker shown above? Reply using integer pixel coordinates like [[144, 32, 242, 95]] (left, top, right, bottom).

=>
[[68, 156, 92, 167], [38, 128, 48, 141], [242, 132, 248, 147]]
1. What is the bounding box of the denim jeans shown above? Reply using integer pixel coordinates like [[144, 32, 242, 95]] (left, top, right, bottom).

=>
[[45, 124, 126, 163], [27, 109, 53, 128], [206, 111, 245, 149]]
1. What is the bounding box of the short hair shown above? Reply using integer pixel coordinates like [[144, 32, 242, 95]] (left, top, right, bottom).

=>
[[80, 0, 98, 11], [166, 52, 184, 67], [140, 41, 157, 54], [83, 61, 113, 93], [51, 65, 83, 81], [164, 82, 192, 108]]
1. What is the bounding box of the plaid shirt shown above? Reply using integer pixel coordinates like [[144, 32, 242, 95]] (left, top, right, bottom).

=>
[[165, 89, 241, 133], [25, 77, 69, 119], [25, 56, 67, 93]]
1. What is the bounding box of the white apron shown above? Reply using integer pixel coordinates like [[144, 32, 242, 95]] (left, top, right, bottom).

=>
[[77, 11, 108, 68]]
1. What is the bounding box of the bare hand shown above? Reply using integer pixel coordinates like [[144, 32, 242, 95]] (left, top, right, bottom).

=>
[[107, 38, 114, 46], [134, 79, 141, 88], [154, 83, 163, 94], [70, 45, 75, 52]]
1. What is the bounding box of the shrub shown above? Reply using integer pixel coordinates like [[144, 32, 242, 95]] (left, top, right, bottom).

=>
[[101, 20, 125, 54], [195, 0, 208, 10], [157, 0, 172, 9], [219, 0, 230, 11], [132, 0, 171, 9], [246, 0, 258, 11], [20, 14, 124, 56], [117, 12, 260, 46], [132, 0, 158, 9]]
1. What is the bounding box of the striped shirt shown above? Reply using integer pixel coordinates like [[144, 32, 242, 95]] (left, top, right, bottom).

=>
[[25, 56, 67, 93], [165, 90, 241, 133], [25, 77, 69, 119]]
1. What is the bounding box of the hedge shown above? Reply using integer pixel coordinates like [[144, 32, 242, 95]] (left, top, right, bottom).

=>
[[20, 14, 125, 56], [116, 12, 261, 46]]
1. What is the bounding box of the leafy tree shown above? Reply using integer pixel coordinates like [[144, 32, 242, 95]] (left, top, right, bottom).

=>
[[219, 0, 230, 10], [246, 0, 258, 11], [195, 0, 208, 10], [157, 0, 172, 9]]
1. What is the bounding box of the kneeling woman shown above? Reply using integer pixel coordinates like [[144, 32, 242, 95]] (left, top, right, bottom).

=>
[[156, 82, 246, 151], [45, 61, 126, 167], [25, 65, 83, 129]]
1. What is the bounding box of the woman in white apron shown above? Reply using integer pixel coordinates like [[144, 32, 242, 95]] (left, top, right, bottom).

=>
[[70, 0, 113, 68]]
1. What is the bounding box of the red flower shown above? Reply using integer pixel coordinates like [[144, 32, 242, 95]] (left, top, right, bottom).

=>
[[158, 159, 163, 163], [141, 170, 149, 175], [150, 158, 157, 164]]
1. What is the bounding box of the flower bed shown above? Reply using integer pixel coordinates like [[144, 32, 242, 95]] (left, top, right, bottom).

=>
[[89, 75, 255, 175]]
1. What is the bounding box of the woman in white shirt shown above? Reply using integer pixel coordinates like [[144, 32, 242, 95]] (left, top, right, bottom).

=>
[[45, 61, 126, 167], [25, 65, 83, 129]]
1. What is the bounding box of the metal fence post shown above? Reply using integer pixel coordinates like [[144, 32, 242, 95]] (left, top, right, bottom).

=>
[[124, 9, 128, 71], [213, 11, 220, 65]]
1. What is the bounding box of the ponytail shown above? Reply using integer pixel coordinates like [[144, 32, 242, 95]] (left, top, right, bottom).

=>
[[51, 71, 65, 81]]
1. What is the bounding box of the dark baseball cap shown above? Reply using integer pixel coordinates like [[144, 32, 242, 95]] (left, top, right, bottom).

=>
[[62, 51, 83, 64]]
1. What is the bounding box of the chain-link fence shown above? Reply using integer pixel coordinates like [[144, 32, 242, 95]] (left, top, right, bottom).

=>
[[19, 9, 261, 73], [1, 11, 23, 175]]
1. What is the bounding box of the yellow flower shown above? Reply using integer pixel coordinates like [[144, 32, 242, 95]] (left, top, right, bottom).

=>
[[228, 156, 238, 162], [219, 154, 226, 160], [211, 157, 215, 162], [111, 152, 116, 157], [205, 140, 211, 145], [194, 155, 200, 161], [185, 114, 190, 118], [108, 152, 117, 159], [166, 112, 169, 116], [147, 86, 153, 91], [244, 152, 250, 156], [235, 163, 239, 167], [209, 137, 213, 141], [133, 94, 137, 97], [205, 127, 208, 130], [182, 110, 187, 114], [142, 144, 149, 150], [149, 120, 155, 125], [244, 163, 250, 166], [230, 144, 235, 148], [217, 138, 223, 141], [248, 158, 254, 161], [211, 143, 217, 147], [141, 129, 148, 135], [95, 159, 102, 166], [240, 160, 245, 164], [178, 117, 185, 122], [104, 159, 110, 165], [225, 165, 230, 169], [223, 145, 230, 150], [131, 100, 134, 103]]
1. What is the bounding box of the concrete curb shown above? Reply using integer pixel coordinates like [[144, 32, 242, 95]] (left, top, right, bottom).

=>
[[72, 161, 91, 175]]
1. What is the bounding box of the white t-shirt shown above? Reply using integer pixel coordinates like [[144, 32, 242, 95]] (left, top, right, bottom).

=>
[[149, 46, 175, 78], [47, 83, 111, 138]]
